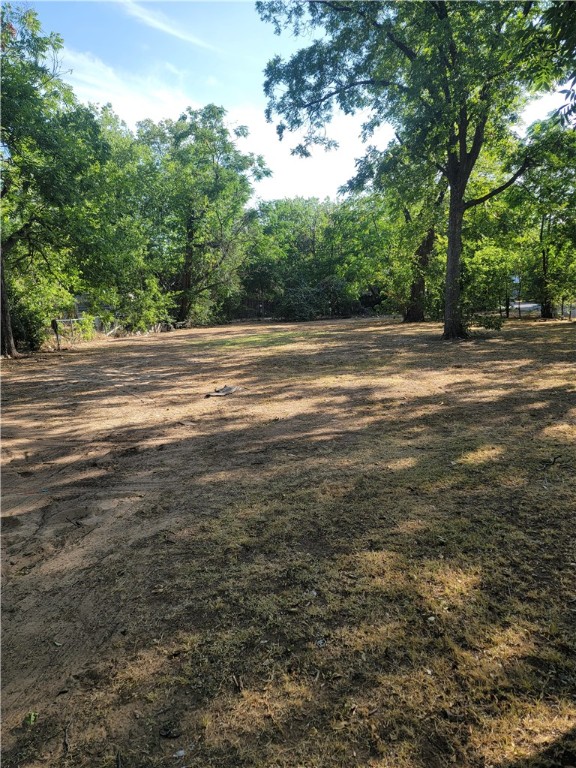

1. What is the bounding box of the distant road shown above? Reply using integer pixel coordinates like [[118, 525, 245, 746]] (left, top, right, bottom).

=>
[[510, 302, 541, 314], [507, 302, 574, 318]]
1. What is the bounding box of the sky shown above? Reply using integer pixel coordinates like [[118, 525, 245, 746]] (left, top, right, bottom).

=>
[[24, 1, 567, 202]]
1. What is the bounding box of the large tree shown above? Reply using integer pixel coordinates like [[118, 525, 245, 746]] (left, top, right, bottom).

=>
[[136, 106, 269, 324], [246, 197, 343, 320], [542, 1, 576, 125], [508, 119, 576, 317], [347, 142, 447, 322], [1, 4, 109, 355], [79, 107, 174, 331], [257, 1, 566, 337]]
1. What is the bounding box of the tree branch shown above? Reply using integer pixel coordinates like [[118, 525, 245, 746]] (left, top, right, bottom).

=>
[[458, 104, 468, 162], [309, 1, 417, 61], [297, 78, 398, 111], [464, 158, 530, 209], [465, 104, 489, 178], [428, 1, 448, 21], [435, 162, 448, 177], [0, 165, 13, 199], [434, 179, 448, 208], [384, 28, 417, 62], [1, 222, 33, 257]]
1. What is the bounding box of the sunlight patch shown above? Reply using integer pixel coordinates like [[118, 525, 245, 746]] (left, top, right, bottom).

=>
[[418, 564, 482, 612], [203, 678, 313, 747], [385, 457, 418, 471], [457, 445, 504, 465]]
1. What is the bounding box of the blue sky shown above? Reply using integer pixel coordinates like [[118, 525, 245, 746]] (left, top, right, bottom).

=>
[[25, 1, 566, 201]]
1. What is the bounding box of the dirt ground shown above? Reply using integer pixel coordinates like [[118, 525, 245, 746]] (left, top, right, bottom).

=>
[[2, 317, 575, 768]]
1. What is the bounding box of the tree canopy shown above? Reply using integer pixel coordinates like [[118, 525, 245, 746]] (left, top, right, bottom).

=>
[[257, 0, 571, 336], [1, 2, 575, 355], [1, 4, 110, 355]]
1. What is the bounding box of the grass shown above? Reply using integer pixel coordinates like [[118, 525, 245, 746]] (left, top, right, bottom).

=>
[[2, 317, 575, 768], [188, 330, 307, 348]]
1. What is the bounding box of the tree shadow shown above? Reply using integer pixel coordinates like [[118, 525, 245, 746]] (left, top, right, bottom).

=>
[[497, 727, 576, 767], [2, 319, 575, 767]]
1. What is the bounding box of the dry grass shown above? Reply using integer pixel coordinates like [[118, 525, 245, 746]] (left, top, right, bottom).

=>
[[1, 317, 575, 768]]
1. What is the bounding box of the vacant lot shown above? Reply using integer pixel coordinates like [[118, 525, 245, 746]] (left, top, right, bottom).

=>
[[2, 318, 575, 768]]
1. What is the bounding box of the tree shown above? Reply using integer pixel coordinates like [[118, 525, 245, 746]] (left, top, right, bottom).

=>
[[1, 4, 109, 355], [459, 193, 523, 320], [72, 107, 175, 331], [347, 141, 447, 322], [257, 1, 567, 337], [239, 197, 389, 321], [247, 198, 343, 320], [136, 106, 269, 324], [508, 119, 576, 317], [542, 1, 576, 125], [330, 193, 422, 317], [236, 221, 285, 317]]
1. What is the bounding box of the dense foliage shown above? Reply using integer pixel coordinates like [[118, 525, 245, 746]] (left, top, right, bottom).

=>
[[257, 0, 574, 337], [1, 3, 575, 355]]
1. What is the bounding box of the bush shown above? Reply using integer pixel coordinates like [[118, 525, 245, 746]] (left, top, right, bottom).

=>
[[6, 269, 77, 351], [115, 278, 175, 331], [11, 301, 47, 351], [76, 313, 96, 340], [471, 314, 504, 331]]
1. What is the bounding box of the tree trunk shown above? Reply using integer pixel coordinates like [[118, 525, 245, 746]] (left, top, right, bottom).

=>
[[404, 227, 434, 323], [540, 217, 554, 319], [1, 257, 21, 358], [176, 263, 192, 323], [443, 188, 467, 339], [176, 219, 196, 323], [541, 297, 554, 319]]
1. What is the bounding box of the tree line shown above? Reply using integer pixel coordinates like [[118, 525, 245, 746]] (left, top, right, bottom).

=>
[[1, 2, 575, 356]]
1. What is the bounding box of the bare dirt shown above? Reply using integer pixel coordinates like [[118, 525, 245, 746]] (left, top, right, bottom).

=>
[[2, 318, 575, 768]]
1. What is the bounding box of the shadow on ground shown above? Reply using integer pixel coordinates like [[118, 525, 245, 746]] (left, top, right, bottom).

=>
[[2, 318, 575, 767]]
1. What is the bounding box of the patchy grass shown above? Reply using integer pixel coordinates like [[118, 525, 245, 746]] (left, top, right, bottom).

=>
[[2, 317, 575, 768], [189, 330, 307, 349]]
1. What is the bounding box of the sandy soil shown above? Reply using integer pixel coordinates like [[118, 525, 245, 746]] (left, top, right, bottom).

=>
[[2, 318, 575, 768]]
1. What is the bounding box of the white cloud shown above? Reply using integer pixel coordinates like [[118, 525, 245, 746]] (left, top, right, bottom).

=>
[[228, 105, 394, 202], [520, 91, 567, 129], [60, 47, 198, 125], [60, 42, 566, 203], [59, 45, 392, 200], [119, 1, 220, 52], [164, 62, 186, 79]]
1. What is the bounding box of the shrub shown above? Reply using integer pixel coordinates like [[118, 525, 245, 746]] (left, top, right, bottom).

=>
[[75, 313, 97, 340], [471, 314, 504, 331], [11, 301, 47, 351]]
